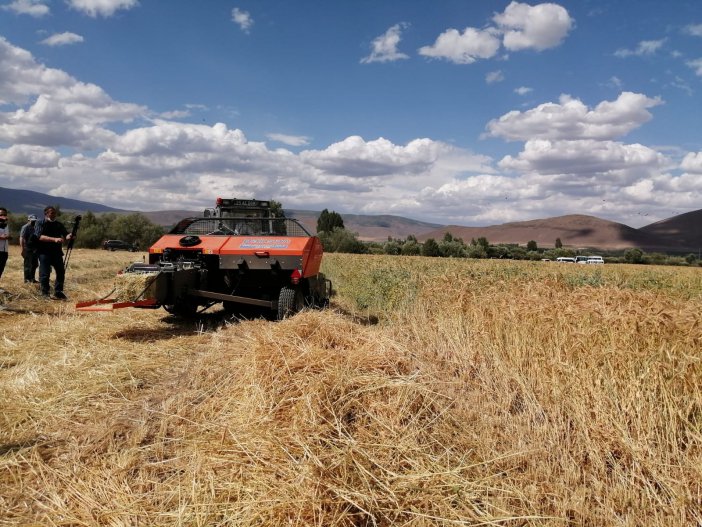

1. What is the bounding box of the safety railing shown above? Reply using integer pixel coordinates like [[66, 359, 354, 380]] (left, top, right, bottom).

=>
[[169, 217, 311, 237]]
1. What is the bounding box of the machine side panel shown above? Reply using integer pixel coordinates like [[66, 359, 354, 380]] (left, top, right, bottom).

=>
[[219, 236, 311, 256], [302, 237, 323, 277]]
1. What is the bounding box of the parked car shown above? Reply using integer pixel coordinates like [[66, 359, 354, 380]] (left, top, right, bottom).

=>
[[103, 240, 137, 252], [556, 257, 576, 263], [575, 256, 589, 264], [586, 256, 604, 264]]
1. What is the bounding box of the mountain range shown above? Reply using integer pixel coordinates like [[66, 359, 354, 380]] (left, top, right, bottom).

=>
[[1, 186, 699, 252]]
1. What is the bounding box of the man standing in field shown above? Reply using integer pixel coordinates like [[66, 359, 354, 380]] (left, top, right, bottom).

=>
[[35, 206, 73, 300], [19, 214, 38, 283], [0, 207, 9, 282]]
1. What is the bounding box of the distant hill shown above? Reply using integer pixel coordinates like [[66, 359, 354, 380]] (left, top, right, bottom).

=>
[[640, 209, 702, 250], [0, 186, 125, 215], [418, 214, 676, 251], [1, 185, 700, 251]]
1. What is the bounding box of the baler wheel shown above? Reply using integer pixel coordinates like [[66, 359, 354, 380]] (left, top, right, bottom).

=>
[[277, 286, 303, 320]]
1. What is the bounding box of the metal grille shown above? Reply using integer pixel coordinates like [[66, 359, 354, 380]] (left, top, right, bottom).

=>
[[169, 218, 311, 237]]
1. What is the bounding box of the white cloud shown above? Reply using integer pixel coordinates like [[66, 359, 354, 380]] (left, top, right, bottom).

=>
[[361, 23, 409, 64], [266, 133, 311, 147], [485, 92, 663, 141], [668, 76, 693, 96], [607, 76, 623, 89], [300, 136, 441, 177], [687, 58, 702, 76], [232, 8, 253, 33], [419, 173, 542, 224], [499, 139, 664, 178], [67, 0, 139, 17], [683, 24, 702, 37], [1, 0, 48, 16], [514, 86, 532, 95], [614, 38, 666, 58], [418, 27, 501, 64], [493, 1, 574, 51], [0, 144, 60, 168], [680, 151, 702, 173], [0, 38, 145, 148], [486, 70, 504, 84], [40, 32, 85, 47], [159, 109, 190, 119], [419, 2, 573, 65]]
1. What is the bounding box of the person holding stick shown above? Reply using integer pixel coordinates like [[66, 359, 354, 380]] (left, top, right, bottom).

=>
[[35, 206, 74, 300], [0, 207, 9, 282]]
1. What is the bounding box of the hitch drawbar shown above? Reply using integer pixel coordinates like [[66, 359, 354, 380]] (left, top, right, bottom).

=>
[[75, 298, 159, 312]]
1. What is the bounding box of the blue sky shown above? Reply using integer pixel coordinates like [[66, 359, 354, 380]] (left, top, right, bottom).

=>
[[0, 0, 701, 227]]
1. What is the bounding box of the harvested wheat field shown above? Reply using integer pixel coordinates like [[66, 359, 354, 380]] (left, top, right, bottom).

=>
[[1, 247, 700, 526]]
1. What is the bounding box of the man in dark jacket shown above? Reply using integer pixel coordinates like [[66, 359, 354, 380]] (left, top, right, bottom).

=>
[[0, 207, 9, 281], [35, 206, 73, 299]]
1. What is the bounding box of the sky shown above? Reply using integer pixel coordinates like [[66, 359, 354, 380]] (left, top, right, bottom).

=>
[[0, 0, 701, 228]]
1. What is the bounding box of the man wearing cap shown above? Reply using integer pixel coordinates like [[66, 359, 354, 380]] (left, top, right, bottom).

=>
[[19, 214, 39, 283]]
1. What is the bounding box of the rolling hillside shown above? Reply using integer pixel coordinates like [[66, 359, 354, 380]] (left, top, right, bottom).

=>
[[640, 209, 702, 250], [418, 214, 679, 251], [0, 186, 124, 214]]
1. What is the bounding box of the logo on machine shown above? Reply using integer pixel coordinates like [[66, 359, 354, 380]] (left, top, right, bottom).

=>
[[240, 238, 291, 249]]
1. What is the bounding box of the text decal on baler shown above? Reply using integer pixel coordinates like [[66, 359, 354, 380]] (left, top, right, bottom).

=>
[[240, 238, 292, 249]]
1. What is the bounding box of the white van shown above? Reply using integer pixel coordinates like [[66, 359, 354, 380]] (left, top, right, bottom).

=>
[[586, 256, 604, 264], [575, 256, 589, 264], [556, 257, 575, 263]]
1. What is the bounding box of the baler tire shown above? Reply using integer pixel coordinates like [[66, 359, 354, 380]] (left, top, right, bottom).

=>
[[277, 286, 303, 320]]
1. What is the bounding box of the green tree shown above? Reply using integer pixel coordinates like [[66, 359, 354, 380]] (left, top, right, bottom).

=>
[[624, 248, 645, 264], [439, 239, 467, 258], [6, 212, 25, 245], [685, 253, 697, 265], [317, 209, 345, 233], [476, 237, 490, 251], [84, 212, 164, 250], [422, 238, 440, 257], [442, 232, 454, 242], [488, 245, 511, 259], [510, 246, 528, 260], [269, 200, 285, 218], [318, 227, 365, 253], [526, 240, 538, 251], [74, 211, 107, 248], [555, 238, 563, 248], [383, 240, 401, 255], [400, 240, 421, 256], [466, 244, 487, 259]]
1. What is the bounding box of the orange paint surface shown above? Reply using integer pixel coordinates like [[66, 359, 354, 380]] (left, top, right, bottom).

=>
[[149, 234, 325, 276]]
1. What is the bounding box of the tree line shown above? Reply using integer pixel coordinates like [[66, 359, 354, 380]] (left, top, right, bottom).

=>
[[2, 209, 165, 250]]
